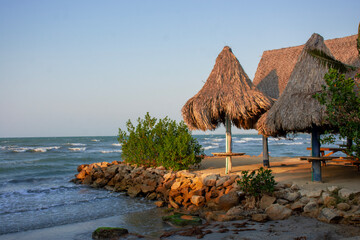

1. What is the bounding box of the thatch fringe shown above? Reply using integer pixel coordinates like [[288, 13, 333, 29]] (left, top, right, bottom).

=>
[[257, 33, 334, 137], [182, 46, 274, 131]]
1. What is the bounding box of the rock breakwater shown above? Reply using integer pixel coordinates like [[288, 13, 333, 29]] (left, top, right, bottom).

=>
[[72, 161, 360, 226]]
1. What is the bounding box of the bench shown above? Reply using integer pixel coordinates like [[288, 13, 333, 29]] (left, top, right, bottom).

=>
[[211, 152, 245, 174]]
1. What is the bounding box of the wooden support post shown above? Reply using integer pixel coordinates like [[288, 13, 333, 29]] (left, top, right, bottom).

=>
[[262, 135, 270, 167], [225, 116, 232, 174], [311, 126, 321, 182], [347, 138, 353, 148]]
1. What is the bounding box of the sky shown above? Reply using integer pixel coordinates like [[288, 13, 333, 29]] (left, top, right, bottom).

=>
[[0, 0, 359, 137]]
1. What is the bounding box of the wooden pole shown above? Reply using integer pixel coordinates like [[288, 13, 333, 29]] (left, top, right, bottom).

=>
[[311, 126, 321, 182], [262, 135, 270, 167], [225, 116, 232, 174]]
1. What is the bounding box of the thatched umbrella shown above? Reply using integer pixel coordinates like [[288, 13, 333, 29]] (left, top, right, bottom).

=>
[[257, 33, 340, 181], [182, 46, 274, 173]]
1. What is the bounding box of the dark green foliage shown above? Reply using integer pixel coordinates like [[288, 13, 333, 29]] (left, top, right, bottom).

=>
[[118, 113, 203, 170], [237, 167, 276, 197], [307, 49, 356, 73], [314, 69, 360, 159], [92, 227, 128, 239], [162, 213, 202, 226]]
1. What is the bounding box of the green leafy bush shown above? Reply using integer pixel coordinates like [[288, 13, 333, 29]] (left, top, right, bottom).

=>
[[118, 113, 203, 170], [237, 167, 276, 197], [314, 69, 360, 159]]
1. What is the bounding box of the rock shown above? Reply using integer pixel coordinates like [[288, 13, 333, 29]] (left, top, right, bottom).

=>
[[283, 182, 293, 188], [92, 178, 108, 188], [77, 164, 89, 172], [259, 195, 276, 210], [327, 186, 339, 192], [162, 213, 202, 226], [339, 188, 357, 199], [273, 189, 286, 199], [274, 183, 285, 190], [244, 196, 256, 209], [299, 196, 310, 204], [169, 197, 180, 209], [191, 195, 205, 206], [127, 185, 141, 198], [141, 185, 155, 193], [154, 201, 165, 207], [291, 201, 305, 211], [337, 203, 351, 211], [92, 227, 128, 239], [276, 199, 289, 205], [216, 177, 229, 187], [76, 170, 87, 180], [176, 170, 196, 178], [252, 213, 268, 222], [171, 181, 182, 191], [163, 172, 175, 181], [83, 175, 93, 185], [318, 208, 342, 223], [305, 189, 323, 198], [324, 196, 337, 208], [217, 191, 240, 211], [202, 174, 219, 187], [146, 192, 157, 200], [284, 191, 300, 202], [265, 204, 292, 220], [303, 202, 318, 213], [290, 183, 300, 191]]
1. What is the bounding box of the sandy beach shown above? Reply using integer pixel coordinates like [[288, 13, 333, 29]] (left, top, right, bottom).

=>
[[196, 155, 360, 192]]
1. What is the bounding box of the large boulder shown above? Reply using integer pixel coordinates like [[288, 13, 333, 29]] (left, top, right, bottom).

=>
[[217, 191, 240, 211], [260, 195, 276, 210], [318, 208, 342, 223], [265, 204, 292, 220]]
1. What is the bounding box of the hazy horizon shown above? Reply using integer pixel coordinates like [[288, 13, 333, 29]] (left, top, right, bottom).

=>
[[1, 0, 359, 138]]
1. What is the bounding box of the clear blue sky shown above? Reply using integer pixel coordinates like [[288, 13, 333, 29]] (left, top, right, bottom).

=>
[[1, 0, 359, 137]]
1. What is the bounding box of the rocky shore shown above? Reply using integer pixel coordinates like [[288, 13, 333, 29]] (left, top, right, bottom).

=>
[[72, 161, 360, 226]]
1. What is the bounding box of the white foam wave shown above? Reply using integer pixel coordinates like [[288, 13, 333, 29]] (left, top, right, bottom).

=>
[[275, 142, 304, 146], [234, 140, 246, 144], [91, 139, 100, 142], [66, 143, 86, 146], [0, 146, 6, 150], [213, 138, 225, 142], [68, 147, 86, 152], [112, 143, 122, 147], [100, 150, 122, 154], [241, 137, 262, 141], [27, 148, 47, 153], [10, 147, 28, 153], [203, 146, 217, 150]]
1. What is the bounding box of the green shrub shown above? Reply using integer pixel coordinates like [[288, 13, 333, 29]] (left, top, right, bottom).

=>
[[237, 167, 276, 197], [118, 113, 203, 170]]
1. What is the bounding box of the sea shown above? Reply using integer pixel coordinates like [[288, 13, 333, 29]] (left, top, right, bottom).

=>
[[0, 134, 345, 239]]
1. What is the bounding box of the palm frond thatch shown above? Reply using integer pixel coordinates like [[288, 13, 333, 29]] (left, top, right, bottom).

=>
[[254, 35, 360, 99], [257, 33, 333, 137], [307, 49, 356, 73], [182, 46, 274, 131]]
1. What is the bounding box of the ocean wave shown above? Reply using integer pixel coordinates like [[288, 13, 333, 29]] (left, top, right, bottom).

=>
[[274, 142, 305, 146], [234, 140, 246, 144], [213, 138, 225, 142], [202, 146, 218, 150], [91, 139, 100, 142], [241, 137, 262, 141], [100, 150, 122, 154], [68, 147, 86, 152], [66, 143, 86, 146], [112, 143, 122, 147]]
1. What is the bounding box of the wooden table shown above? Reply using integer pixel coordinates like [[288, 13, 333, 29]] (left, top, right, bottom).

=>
[[306, 147, 347, 157]]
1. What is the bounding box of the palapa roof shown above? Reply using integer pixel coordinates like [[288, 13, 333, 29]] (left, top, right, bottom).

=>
[[254, 35, 360, 99], [182, 46, 274, 131], [257, 33, 335, 137]]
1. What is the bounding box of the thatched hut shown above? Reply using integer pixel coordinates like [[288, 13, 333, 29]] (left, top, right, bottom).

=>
[[253, 34, 360, 100], [257, 33, 342, 181], [182, 46, 274, 173]]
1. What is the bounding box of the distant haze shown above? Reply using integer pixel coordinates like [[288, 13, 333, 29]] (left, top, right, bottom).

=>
[[0, 0, 359, 137]]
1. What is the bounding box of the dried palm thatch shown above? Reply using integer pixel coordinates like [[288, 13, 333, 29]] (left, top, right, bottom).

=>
[[257, 33, 335, 137], [253, 35, 360, 99], [182, 46, 274, 131]]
